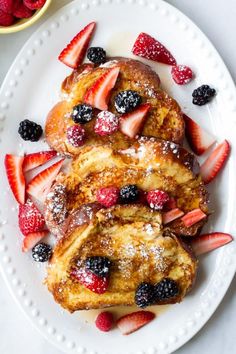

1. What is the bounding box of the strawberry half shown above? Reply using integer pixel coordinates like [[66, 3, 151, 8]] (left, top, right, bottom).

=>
[[27, 159, 64, 203], [84, 67, 120, 110], [18, 198, 45, 236], [58, 22, 96, 69], [200, 140, 230, 184], [117, 311, 155, 335], [163, 208, 184, 225], [190, 232, 233, 256], [22, 230, 48, 252], [23, 150, 57, 172], [181, 208, 207, 228], [183, 114, 216, 156], [5, 154, 25, 204], [119, 103, 151, 138], [132, 32, 176, 65], [71, 267, 109, 294]]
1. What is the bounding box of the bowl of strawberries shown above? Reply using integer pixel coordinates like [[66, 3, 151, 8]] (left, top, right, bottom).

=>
[[0, 0, 51, 34]]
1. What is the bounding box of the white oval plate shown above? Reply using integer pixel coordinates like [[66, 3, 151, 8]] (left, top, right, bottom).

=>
[[0, 1, 235, 353]]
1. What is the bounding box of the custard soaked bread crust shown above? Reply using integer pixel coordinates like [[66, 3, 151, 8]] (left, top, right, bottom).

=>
[[45, 57, 184, 155], [46, 205, 197, 312]]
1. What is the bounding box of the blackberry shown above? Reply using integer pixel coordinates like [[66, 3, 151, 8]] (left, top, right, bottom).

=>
[[85, 256, 112, 277], [119, 184, 140, 203], [154, 278, 179, 301], [32, 243, 52, 262], [71, 104, 93, 124], [135, 282, 156, 308], [87, 47, 106, 64], [18, 119, 43, 142], [114, 90, 142, 113], [192, 85, 216, 106]]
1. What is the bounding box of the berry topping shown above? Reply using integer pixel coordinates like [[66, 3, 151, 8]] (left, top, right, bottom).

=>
[[114, 90, 142, 114], [71, 267, 109, 294], [192, 85, 216, 106], [181, 208, 207, 227], [183, 114, 216, 156], [190, 232, 233, 256], [117, 311, 155, 335], [71, 104, 93, 124], [5, 154, 25, 204], [18, 198, 45, 236], [0, 9, 15, 26], [18, 119, 43, 142], [96, 186, 119, 207], [85, 256, 112, 277], [162, 208, 184, 225], [135, 282, 156, 308], [154, 278, 179, 301], [84, 67, 120, 110], [94, 111, 119, 136], [14, 2, 33, 18], [66, 125, 85, 147], [32, 242, 52, 262], [200, 140, 230, 184], [171, 65, 193, 85], [119, 185, 140, 203], [87, 47, 106, 64], [132, 32, 176, 65], [119, 103, 150, 138], [22, 230, 48, 253], [147, 190, 169, 210], [23, 150, 57, 172], [58, 22, 96, 69], [23, 0, 46, 10], [95, 311, 114, 332]]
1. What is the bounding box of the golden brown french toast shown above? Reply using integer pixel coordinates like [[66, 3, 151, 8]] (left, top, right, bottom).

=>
[[46, 205, 197, 312], [45, 57, 184, 155]]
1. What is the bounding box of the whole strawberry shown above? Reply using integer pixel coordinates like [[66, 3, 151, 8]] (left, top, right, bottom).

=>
[[18, 198, 45, 236]]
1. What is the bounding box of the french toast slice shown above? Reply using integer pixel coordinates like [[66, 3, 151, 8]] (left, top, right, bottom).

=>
[[45, 137, 208, 237], [46, 205, 197, 312], [45, 57, 184, 155]]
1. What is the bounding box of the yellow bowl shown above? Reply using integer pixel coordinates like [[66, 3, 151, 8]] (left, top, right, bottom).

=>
[[0, 0, 52, 34]]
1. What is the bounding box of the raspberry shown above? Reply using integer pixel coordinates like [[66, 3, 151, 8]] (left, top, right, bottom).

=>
[[0, 0, 19, 14], [171, 65, 193, 85], [94, 111, 119, 136], [13, 2, 33, 18], [96, 186, 119, 207], [95, 311, 114, 332], [23, 0, 46, 10], [0, 9, 15, 26], [66, 125, 85, 147], [147, 190, 169, 210]]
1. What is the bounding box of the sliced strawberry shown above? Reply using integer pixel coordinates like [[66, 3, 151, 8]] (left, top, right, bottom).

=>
[[164, 197, 177, 211], [119, 103, 150, 138], [84, 67, 120, 110], [5, 154, 25, 204], [27, 159, 64, 203], [23, 150, 57, 172], [200, 140, 230, 184], [117, 311, 155, 335], [71, 268, 109, 294], [132, 32, 176, 65], [181, 208, 207, 228], [163, 208, 184, 225], [183, 114, 216, 156], [58, 22, 96, 69], [18, 198, 45, 235], [22, 230, 48, 253], [190, 232, 233, 256]]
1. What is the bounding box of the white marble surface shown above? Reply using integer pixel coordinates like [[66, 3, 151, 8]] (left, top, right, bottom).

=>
[[0, 1, 235, 353]]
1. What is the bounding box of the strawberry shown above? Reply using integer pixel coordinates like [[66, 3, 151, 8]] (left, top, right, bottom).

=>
[[66, 125, 85, 147], [183, 114, 216, 156], [132, 32, 176, 66], [200, 140, 230, 184], [171, 65, 193, 85], [84, 67, 120, 110], [181, 208, 207, 227], [95, 311, 114, 332], [119, 103, 150, 138], [5, 154, 25, 204], [164, 197, 177, 211], [18, 198, 45, 235], [71, 267, 109, 294], [13, 2, 33, 18], [94, 111, 119, 136], [27, 159, 64, 203], [96, 186, 119, 207], [190, 232, 233, 256], [23, 150, 57, 172], [163, 208, 184, 225], [22, 230, 48, 252], [0, 8, 15, 25], [147, 189, 169, 210], [117, 311, 155, 335], [58, 22, 96, 69], [23, 0, 46, 10]]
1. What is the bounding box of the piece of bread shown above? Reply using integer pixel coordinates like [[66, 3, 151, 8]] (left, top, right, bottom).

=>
[[46, 205, 197, 312]]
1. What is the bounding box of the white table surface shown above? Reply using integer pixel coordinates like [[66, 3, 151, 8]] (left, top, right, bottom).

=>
[[0, 1, 235, 353]]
